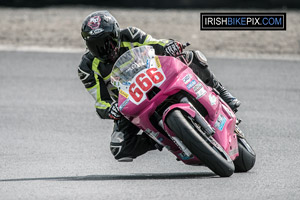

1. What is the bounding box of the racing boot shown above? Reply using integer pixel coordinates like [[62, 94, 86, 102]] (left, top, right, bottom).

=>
[[115, 137, 163, 162], [214, 80, 241, 112]]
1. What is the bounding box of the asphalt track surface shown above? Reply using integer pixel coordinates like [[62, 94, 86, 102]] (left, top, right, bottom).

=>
[[1, 51, 300, 199]]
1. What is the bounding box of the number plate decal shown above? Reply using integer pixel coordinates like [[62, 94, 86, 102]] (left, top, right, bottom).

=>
[[125, 65, 166, 105]]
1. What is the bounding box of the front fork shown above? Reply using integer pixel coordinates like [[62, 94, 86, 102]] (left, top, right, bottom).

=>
[[158, 97, 216, 159], [234, 121, 255, 155], [234, 118, 244, 138], [180, 97, 215, 137]]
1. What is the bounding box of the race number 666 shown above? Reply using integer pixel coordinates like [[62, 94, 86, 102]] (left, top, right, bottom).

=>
[[129, 68, 165, 103]]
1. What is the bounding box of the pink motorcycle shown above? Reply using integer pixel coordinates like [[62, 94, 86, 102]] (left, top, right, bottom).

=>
[[111, 46, 256, 177]]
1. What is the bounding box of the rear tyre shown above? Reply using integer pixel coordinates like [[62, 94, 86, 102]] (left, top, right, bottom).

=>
[[233, 137, 256, 172], [165, 109, 235, 177]]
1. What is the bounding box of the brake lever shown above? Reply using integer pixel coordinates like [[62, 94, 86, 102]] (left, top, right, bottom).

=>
[[182, 42, 191, 49]]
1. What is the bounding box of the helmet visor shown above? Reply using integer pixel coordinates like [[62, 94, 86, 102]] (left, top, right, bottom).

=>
[[86, 34, 119, 62]]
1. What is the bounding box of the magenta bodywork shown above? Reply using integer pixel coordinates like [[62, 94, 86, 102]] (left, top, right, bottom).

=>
[[118, 56, 238, 164]]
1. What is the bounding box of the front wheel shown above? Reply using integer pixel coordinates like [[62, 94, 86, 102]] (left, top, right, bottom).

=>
[[165, 109, 235, 177], [233, 137, 256, 172]]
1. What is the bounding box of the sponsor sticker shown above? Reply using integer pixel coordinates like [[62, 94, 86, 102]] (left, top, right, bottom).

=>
[[214, 114, 227, 131], [155, 56, 162, 68], [187, 80, 197, 90], [146, 59, 150, 69], [119, 89, 129, 98], [183, 74, 192, 84], [122, 81, 131, 86], [209, 93, 217, 105], [145, 128, 159, 138], [145, 128, 164, 145], [193, 82, 207, 99], [110, 76, 120, 87], [89, 28, 104, 35], [119, 98, 129, 111], [193, 82, 202, 92]]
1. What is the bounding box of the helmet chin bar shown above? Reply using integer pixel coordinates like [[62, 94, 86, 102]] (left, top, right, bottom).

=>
[[108, 46, 119, 63]]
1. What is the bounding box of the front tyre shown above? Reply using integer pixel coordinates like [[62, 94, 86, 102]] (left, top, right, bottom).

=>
[[233, 137, 256, 172], [165, 109, 235, 177]]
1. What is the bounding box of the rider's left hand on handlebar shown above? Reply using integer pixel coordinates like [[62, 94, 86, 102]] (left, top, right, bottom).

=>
[[108, 101, 122, 120], [164, 40, 183, 57]]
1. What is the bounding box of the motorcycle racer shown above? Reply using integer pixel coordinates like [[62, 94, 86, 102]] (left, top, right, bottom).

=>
[[78, 10, 241, 161]]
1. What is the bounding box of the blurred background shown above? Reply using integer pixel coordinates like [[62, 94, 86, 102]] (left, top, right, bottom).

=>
[[0, 0, 299, 8], [0, 0, 299, 58]]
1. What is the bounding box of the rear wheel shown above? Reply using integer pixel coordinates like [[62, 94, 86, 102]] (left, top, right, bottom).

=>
[[233, 137, 256, 172], [165, 109, 235, 177]]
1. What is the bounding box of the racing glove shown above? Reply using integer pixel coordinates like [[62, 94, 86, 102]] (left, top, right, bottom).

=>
[[164, 40, 183, 57], [108, 101, 122, 120]]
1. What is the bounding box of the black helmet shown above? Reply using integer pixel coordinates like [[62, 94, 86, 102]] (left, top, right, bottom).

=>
[[81, 11, 120, 62]]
